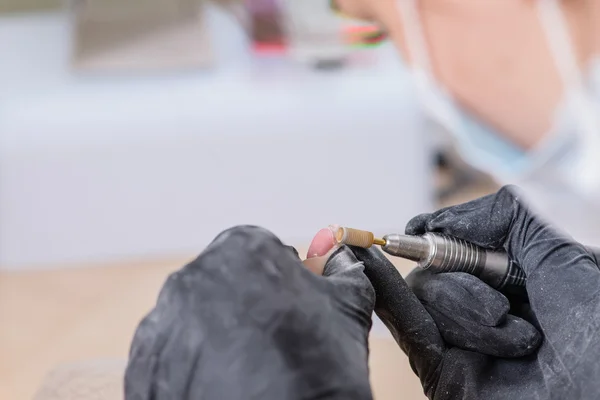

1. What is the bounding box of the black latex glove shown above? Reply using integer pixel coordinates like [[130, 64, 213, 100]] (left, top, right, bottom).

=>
[[124, 226, 376, 400], [351, 185, 600, 400]]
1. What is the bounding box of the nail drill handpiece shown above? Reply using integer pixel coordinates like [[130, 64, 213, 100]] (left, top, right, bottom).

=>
[[335, 227, 525, 290]]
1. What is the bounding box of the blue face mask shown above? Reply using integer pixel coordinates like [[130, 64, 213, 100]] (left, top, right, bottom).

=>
[[396, 0, 600, 244], [450, 57, 600, 177], [423, 81, 529, 175]]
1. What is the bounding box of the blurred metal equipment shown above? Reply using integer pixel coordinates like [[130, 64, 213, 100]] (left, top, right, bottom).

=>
[[70, 0, 213, 72]]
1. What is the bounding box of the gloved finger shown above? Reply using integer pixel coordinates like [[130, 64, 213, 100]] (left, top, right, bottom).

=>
[[301, 226, 375, 330], [405, 186, 518, 250], [586, 246, 600, 266], [405, 212, 436, 236], [320, 246, 376, 330], [406, 269, 510, 326], [427, 309, 541, 358], [505, 211, 600, 361], [407, 269, 542, 358], [348, 246, 445, 397]]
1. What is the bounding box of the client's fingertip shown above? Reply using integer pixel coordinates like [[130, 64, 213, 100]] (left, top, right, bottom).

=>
[[307, 226, 337, 259], [303, 247, 337, 275]]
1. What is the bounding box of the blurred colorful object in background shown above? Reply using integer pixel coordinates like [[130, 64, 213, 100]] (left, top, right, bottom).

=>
[[329, 0, 387, 48], [245, 0, 287, 54], [245, 0, 387, 55], [342, 25, 387, 48]]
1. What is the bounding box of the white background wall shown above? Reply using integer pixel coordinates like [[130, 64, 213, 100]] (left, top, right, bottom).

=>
[[0, 6, 433, 270]]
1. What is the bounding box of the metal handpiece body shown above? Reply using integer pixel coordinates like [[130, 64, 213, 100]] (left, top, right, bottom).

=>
[[381, 233, 527, 290], [334, 226, 600, 292]]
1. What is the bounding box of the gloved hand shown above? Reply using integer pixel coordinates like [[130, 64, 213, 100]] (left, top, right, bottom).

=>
[[124, 225, 377, 400], [351, 185, 600, 400]]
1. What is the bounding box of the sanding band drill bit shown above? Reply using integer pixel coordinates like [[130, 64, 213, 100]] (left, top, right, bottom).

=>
[[335, 226, 526, 290]]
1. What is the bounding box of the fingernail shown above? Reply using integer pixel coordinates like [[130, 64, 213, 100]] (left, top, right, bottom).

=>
[[307, 228, 336, 258]]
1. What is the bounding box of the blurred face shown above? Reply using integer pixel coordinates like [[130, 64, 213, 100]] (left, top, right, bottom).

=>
[[330, 0, 600, 152]]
